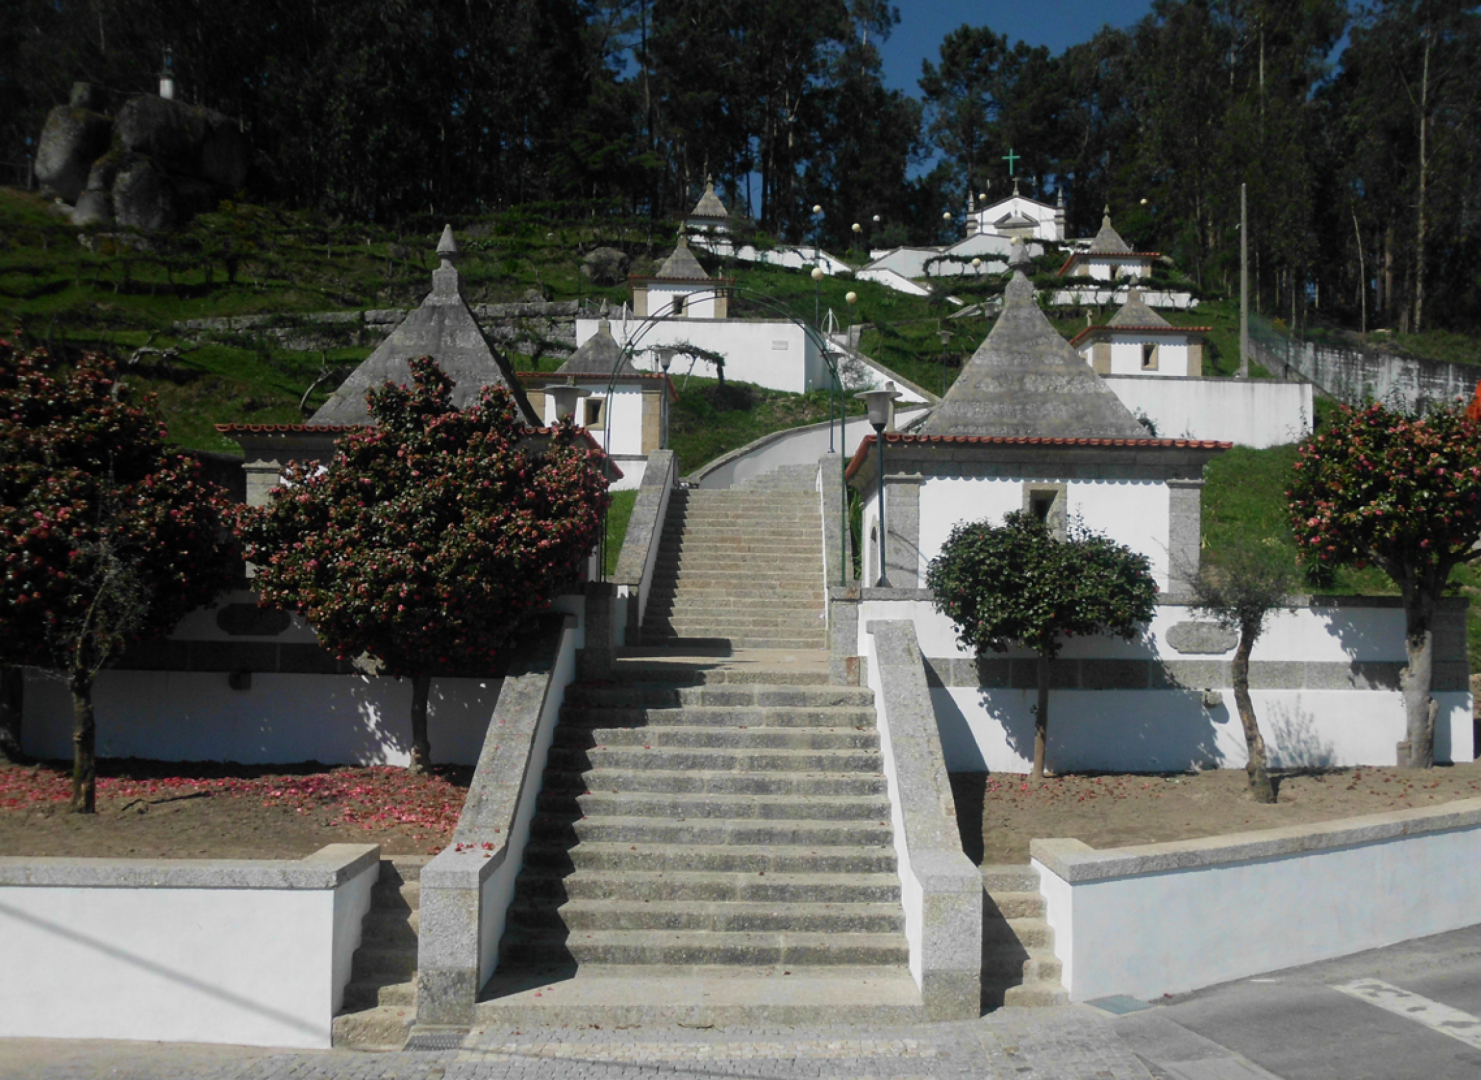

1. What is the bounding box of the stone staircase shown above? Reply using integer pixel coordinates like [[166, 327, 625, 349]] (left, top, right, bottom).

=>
[[981, 865, 1068, 1007], [333, 856, 426, 1049], [734, 463, 820, 491], [641, 488, 826, 650], [480, 658, 922, 1024]]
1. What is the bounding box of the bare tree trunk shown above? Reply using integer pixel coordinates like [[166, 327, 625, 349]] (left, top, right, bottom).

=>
[[1399, 585, 1437, 769], [1031, 653, 1050, 781], [409, 672, 433, 775], [1414, 30, 1432, 334], [1232, 627, 1275, 803], [0, 666, 21, 763], [1353, 210, 1367, 334], [70, 672, 96, 813]]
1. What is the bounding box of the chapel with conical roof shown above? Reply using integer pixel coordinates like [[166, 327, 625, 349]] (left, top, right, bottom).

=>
[[629, 233, 732, 319], [1068, 288, 1213, 377], [1056, 208, 1158, 281], [848, 241, 1228, 592]]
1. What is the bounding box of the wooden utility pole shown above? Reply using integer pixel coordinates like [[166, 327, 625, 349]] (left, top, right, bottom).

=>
[[1239, 182, 1249, 378]]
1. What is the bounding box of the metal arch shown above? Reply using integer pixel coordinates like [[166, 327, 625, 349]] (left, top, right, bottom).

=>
[[582, 284, 852, 588]]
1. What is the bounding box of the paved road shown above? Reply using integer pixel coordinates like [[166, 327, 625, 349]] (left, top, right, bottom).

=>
[[0, 1007, 1151, 1080], [1113, 924, 1481, 1080], [8, 925, 1481, 1080]]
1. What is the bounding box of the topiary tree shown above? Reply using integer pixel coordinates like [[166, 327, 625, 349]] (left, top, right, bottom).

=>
[[1189, 541, 1300, 803], [927, 510, 1158, 780], [241, 356, 608, 773], [0, 338, 238, 811], [1288, 399, 1481, 768]]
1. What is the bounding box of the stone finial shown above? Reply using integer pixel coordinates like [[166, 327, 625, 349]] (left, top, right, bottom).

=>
[[598, 297, 610, 318], [1056, 188, 1065, 207], [1103, 205, 1112, 227], [1008, 237, 1032, 270], [436, 224, 459, 266], [597, 317, 612, 335], [1127, 287, 1143, 304]]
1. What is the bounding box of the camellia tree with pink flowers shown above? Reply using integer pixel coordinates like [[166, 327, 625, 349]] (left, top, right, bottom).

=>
[[0, 338, 238, 811], [1288, 400, 1481, 768], [241, 357, 608, 773]]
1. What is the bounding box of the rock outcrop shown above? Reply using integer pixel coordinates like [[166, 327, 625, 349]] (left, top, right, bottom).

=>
[[31, 81, 250, 231]]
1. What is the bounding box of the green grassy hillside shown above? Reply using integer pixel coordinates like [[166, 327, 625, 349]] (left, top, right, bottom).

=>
[[1201, 443, 1481, 667]]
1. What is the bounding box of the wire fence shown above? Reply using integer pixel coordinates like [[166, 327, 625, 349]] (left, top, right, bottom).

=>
[[1248, 312, 1478, 414], [0, 157, 35, 191]]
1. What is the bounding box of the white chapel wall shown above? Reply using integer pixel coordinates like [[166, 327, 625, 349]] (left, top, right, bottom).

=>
[[854, 596, 1474, 775], [910, 475, 1173, 590]]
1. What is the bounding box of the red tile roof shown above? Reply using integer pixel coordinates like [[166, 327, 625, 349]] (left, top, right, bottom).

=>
[[844, 432, 1231, 480], [216, 423, 622, 477]]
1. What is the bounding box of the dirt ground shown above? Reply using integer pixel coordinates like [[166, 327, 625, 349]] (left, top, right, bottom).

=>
[[0, 759, 471, 859], [7, 758, 1481, 865], [951, 761, 1481, 866]]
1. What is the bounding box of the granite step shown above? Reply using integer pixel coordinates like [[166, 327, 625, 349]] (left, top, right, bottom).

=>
[[530, 814, 893, 848], [521, 840, 897, 875], [507, 898, 905, 934], [474, 965, 924, 1027], [512, 869, 902, 905], [563, 683, 874, 708], [333, 856, 427, 1051], [500, 929, 909, 967], [552, 725, 878, 751], [981, 864, 1068, 1010], [545, 744, 882, 774], [558, 705, 877, 729], [636, 631, 829, 648], [536, 788, 893, 821], [541, 767, 888, 797]]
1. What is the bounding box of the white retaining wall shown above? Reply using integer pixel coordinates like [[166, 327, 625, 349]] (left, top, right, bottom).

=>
[[19, 589, 590, 766], [1032, 801, 1481, 1001], [577, 317, 828, 395], [855, 594, 1473, 773], [21, 670, 504, 766], [0, 844, 379, 1048], [1102, 375, 1313, 448]]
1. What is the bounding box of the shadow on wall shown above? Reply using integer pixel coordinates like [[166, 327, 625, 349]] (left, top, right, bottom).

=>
[[1263, 699, 1337, 770], [981, 685, 1228, 775], [22, 670, 502, 766]]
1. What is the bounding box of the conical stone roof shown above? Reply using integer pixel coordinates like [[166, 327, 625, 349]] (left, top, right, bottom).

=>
[[919, 243, 1148, 439], [690, 177, 729, 221], [558, 319, 638, 376], [1088, 208, 1133, 254], [1108, 288, 1170, 328], [311, 226, 537, 426], [654, 234, 709, 280]]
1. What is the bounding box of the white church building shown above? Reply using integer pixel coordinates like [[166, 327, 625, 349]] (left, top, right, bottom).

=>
[[845, 242, 1471, 776]]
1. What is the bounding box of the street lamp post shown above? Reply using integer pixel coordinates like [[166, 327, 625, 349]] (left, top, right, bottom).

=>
[[652, 346, 676, 449], [937, 327, 952, 397], [547, 376, 591, 425], [855, 382, 900, 587]]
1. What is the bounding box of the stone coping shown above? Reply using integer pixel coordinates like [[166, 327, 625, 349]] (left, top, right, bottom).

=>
[[858, 587, 1467, 611], [685, 408, 931, 487], [0, 842, 379, 890], [1031, 798, 1481, 883]]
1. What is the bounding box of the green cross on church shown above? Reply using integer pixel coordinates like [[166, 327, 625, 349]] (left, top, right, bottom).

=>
[[1002, 148, 1020, 176]]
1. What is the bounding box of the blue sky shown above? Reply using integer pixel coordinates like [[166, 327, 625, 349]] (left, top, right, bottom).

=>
[[877, 0, 1159, 95]]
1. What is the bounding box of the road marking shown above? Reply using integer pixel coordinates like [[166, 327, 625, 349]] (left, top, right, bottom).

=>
[[1331, 979, 1481, 1050]]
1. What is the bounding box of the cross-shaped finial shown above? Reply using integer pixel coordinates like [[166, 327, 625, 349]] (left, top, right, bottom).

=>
[[1002, 148, 1020, 177]]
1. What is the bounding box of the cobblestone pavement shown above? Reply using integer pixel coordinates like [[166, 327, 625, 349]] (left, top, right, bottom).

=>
[[0, 1007, 1153, 1080]]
